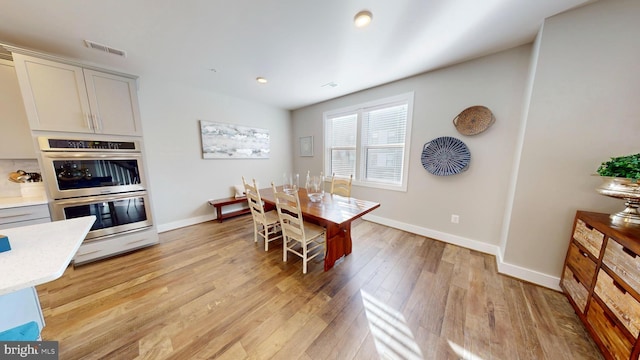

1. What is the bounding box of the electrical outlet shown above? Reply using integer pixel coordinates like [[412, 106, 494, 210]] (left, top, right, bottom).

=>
[[451, 214, 459, 224]]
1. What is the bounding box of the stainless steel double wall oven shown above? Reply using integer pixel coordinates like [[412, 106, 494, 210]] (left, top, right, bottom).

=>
[[39, 137, 153, 241]]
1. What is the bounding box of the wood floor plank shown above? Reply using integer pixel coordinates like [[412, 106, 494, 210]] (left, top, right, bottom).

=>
[[484, 259, 520, 359], [35, 217, 602, 359], [404, 261, 454, 358], [205, 341, 248, 360], [352, 332, 380, 360], [463, 253, 491, 359], [504, 277, 547, 360], [440, 285, 466, 348], [330, 308, 373, 359]]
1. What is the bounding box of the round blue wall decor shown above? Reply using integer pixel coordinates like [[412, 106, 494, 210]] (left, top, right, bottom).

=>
[[421, 136, 471, 176]]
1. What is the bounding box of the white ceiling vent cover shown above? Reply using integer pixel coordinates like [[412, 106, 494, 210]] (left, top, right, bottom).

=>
[[84, 40, 127, 57]]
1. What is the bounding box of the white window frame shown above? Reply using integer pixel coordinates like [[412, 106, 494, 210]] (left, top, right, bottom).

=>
[[323, 92, 414, 192]]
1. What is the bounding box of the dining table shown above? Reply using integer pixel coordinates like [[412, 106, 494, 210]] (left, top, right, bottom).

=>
[[259, 186, 380, 271]]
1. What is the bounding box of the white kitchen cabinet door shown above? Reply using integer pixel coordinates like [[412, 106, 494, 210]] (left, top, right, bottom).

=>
[[84, 69, 143, 136], [0, 59, 36, 159], [12, 53, 93, 133]]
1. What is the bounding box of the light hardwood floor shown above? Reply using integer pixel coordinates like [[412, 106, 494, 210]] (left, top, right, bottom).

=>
[[36, 216, 602, 359]]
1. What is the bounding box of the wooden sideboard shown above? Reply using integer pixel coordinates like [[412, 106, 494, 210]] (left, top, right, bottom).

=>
[[561, 211, 640, 359]]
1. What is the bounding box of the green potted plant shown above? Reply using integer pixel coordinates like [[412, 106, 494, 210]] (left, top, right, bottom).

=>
[[595, 153, 640, 225], [597, 153, 640, 181]]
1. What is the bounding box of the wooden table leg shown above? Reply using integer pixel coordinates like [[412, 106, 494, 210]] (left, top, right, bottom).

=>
[[324, 222, 352, 271], [214, 205, 224, 223], [344, 223, 352, 255]]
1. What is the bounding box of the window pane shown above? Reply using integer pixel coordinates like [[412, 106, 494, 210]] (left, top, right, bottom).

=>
[[331, 149, 355, 177], [365, 147, 404, 183], [330, 114, 357, 147], [362, 104, 407, 146]]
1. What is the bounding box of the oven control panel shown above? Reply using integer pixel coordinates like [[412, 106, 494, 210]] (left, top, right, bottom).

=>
[[38, 137, 140, 152]]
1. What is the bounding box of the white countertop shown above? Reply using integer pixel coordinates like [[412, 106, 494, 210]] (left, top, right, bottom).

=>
[[0, 196, 48, 209], [0, 216, 96, 295]]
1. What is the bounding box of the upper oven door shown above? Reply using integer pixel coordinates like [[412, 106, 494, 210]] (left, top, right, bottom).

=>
[[41, 152, 146, 199]]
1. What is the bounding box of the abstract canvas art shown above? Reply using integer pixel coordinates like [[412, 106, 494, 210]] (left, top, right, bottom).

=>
[[200, 120, 270, 159]]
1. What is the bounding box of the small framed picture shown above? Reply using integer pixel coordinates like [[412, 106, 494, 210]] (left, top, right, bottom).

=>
[[300, 136, 313, 157]]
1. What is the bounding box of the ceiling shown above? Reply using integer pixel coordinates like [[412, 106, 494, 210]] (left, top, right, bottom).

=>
[[0, 0, 592, 110]]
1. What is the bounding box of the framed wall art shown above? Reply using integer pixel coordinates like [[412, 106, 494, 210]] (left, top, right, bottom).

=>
[[300, 136, 313, 157], [200, 120, 270, 159]]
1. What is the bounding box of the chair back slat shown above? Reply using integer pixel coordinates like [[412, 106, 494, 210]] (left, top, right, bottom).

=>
[[242, 177, 282, 251], [331, 173, 353, 197], [272, 183, 306, 241], [243, 177, 267, 221]]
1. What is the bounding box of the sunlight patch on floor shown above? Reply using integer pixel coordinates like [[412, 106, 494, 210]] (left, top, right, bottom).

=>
[[360, 290, 424, 360], [447, 340, 485, 360]]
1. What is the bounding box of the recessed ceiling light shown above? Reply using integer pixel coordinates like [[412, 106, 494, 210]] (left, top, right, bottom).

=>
[[256, 77, 267, 84], [354, 10, 373, 28]]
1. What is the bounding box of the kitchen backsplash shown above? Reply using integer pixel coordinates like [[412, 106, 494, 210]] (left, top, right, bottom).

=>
[[0, 159, 41, 198]]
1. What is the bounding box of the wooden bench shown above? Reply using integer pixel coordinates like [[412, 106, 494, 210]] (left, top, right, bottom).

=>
[[208, 197, 250, 222]]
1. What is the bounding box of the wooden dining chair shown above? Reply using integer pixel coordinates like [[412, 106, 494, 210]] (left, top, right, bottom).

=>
[[330, 173, 353, 197], [271, 182, 326, 274], [242, 177, 282, 251]]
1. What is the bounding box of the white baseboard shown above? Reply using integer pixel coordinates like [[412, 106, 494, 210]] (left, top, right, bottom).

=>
[[364, 214, 500, 255], [495, 252, 561, 291], [363, 214, 561, 291], [157, 214, 216, 233]]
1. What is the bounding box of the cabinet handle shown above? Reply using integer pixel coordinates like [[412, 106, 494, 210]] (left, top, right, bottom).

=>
[[85, 113, 93, 130], [0, 213, 33, 219], [612, 279, 627, 294], [579, 250, 588, 258], [126, 238, 149, 246], [76, 249, 102, 256], [622, 246, 637, 258], [92, 114, 101, 132]]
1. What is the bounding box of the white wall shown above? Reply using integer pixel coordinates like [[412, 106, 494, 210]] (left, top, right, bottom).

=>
[[502, 0, 640, 277], [293, 45, 532, 253], [136, 79, 291, 232]]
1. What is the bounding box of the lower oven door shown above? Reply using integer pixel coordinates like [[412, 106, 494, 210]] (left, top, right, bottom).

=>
[[50, 191, 153, 241]]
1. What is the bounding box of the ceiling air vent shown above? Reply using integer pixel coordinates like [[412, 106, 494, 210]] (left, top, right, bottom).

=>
[[84, 40, 127, 57]]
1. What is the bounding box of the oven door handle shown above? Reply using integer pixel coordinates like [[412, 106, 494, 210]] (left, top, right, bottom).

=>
[[42, 152, 142, 159], [53, 191, 148, 205]]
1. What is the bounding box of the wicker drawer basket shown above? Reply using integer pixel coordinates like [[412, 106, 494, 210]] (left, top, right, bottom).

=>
[[604, 239, 640, 296], [573, 218, 604, 258], [562, 266, 589, 313]]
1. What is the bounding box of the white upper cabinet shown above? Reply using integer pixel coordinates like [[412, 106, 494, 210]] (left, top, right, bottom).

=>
[[12, 54, 92, 133], [12, 53, 143, 136], [0, 59, 36, 159], [83, 69, 142, 136]]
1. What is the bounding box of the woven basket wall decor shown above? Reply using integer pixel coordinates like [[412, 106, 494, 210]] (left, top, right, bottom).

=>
[[453, 105, 495, 136], [421, 136, 471, 176]]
